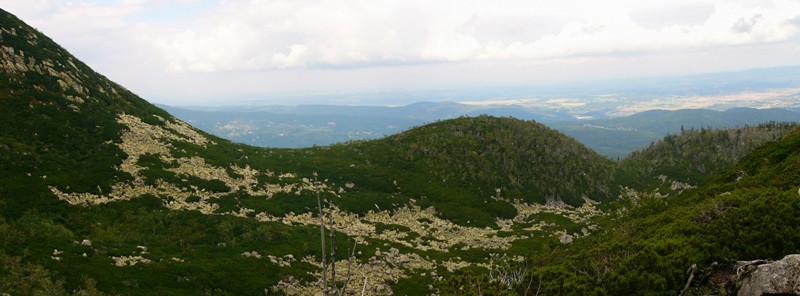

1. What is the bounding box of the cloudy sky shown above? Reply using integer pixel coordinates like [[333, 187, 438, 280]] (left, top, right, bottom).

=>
[[5, 0, 800, 105]]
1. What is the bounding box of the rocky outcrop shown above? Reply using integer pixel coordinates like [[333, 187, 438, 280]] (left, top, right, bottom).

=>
[[681, 255, 800, 295], [738, 254, 800, 296]]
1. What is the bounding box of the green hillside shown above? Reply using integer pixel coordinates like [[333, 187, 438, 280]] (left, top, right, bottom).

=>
[[618, 122, 798, 193], [440, 123, 800, 295], [381, 116, 618, 206], [3, 7, 799, 295], [0, 9, 625, 295]]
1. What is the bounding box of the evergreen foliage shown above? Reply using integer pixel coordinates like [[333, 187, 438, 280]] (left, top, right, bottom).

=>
[[377, 116, 617, 206], [439, 127, 800, 295], [2, 7, 800, 295], [618, 123, 797, 191]]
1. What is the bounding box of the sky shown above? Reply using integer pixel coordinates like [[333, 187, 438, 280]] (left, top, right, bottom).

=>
[[4, 0, 800, 105]]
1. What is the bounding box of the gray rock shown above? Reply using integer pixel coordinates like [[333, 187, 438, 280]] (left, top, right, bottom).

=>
[[559, 234, 573, 244], [398, 255, 410, 264], [738, 254, 800, 296]]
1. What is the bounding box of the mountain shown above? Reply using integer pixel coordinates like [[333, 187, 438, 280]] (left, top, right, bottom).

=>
[[0, 10, 175, 217], [327, 116, 618, 221], [163, 101, 575, 122], [553, 120, 799, 215], [159, 104, 429, 148], [617, 122, 798, 193], [4, 8, 800, 295], [165, 103, 800, 159], [439, 118, 800, 295], [159, 102, 573, 148], [0, 9, 621, 295]]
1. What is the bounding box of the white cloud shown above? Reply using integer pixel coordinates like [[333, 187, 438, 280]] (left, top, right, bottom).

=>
[[8, 0, 799, 72], [135, 0, 800, 72], [272, 44, 309, 69], [4, 0, 800, 105], [3, 0, 142, 45]]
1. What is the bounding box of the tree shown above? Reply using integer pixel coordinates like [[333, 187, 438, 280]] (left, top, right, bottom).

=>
[[315, 173, 360, 295]]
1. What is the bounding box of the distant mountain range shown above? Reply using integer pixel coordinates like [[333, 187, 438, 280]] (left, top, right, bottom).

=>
[[552, 107, 800, 158], [215, 66, 800, 106], [158, 102, 572, 148], [162, 64, 800, 157], [162, 103, 800, 159]]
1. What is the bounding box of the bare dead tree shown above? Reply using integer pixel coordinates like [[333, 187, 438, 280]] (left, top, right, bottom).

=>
[[735, 259, 768, 275], [360, 272, 368, 296], [488, 259, 528, 289], [680, 264, 697, 296], [525, 274, 543, 296], [316, 186, 328, 295], [339, 240, 358, 296], [314, 173, 360, 295], [328, 206, 337, 295]]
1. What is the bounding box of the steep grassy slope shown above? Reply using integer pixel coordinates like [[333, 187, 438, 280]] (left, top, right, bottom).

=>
[[0, 9, 326, 294], [0, 12, 166, 201], [0, 9, 621, 295]]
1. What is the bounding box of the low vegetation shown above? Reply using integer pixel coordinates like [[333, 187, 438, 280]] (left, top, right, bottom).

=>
[[2, 8, 799, 295], [439, 126, 800, 295]]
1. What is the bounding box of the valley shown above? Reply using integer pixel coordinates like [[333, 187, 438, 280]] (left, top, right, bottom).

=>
[[2, 8, 800, 295]]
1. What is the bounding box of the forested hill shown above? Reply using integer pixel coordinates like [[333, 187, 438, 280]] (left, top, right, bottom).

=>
[[441, 114, 800, 295], [360, 116, 617, 206], [618, 122, 798, 192], [289, 116, 620, 228]]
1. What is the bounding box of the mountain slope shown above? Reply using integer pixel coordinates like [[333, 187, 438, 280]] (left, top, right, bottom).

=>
[[0, 9, 176, 219], [440, 120, 800, 295], [366, 116, 616, 206], [290, 116, 618, 228], [0, 10, 321, 294], [0, 9, 621, 295], [618, 122, 798, 193]]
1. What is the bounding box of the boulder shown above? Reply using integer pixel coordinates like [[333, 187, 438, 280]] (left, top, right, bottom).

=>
[[559, 234, 573, 244], [398, 255, 410, 264], [738, 254, 800, 296]]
